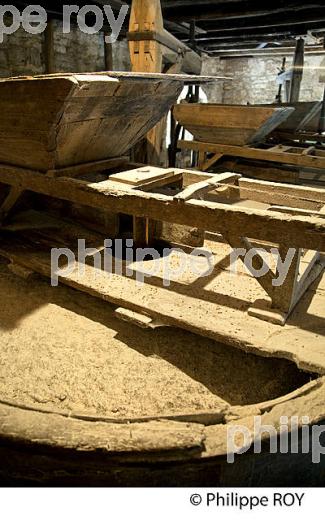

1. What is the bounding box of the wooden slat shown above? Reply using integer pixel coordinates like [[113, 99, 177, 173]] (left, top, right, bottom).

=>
[[174, 173, 240, 202], [47, 157, 130, 178], [239, 178, 325, 204], [269, 206, 325, 218]]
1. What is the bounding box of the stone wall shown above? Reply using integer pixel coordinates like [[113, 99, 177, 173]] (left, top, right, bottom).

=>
[[202, 54, 324, 104], [0, 25, 44, 77], [112, 40, 131, 72], [52, 20, 105, 73], [0, 21, 129, 77], [0, 24, 323, 104]]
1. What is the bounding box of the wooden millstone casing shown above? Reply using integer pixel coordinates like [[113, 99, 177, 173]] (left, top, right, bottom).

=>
[[173, 103, 294, 146], [0, 73, 184, 171]]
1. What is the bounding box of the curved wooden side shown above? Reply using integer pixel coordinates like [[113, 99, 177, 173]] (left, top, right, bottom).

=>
[[0, 378, 324, 485]]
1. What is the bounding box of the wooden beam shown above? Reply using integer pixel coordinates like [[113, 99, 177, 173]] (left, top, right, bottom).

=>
[[240, 177, 325, 202], [174, 173, 240, 202], [189, 22, 325, 42], [179, 140, 325, 170], [0, 164, 324, 252], [196, 8, 325, 32], [210, 46, 323, 59], [289, 38, 305, 103], [162, 1, 325, 22], [47, 157, 130, 179], [104, 33, 113, 71], [0, 187, 24, 223], [128, 29, 202, 74], [128, 0, 164, 168]]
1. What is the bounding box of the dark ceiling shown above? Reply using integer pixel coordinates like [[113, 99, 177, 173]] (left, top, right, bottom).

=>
[[125, 0, 325, 57], [12, 1, 325, 57]]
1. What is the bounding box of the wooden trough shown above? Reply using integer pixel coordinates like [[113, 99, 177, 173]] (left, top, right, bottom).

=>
[[259, 101, 323, 139], [173, 103, 294, 146], [175, 102, 325, 183], [0, 71, 219, 172]]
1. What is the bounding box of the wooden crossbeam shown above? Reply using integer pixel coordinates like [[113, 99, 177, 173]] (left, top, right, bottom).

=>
[[200, 153, 224, 171], [179, 140, 325, 170], [47, 157, 130, 179], [0, 187, 24, 223], [0, 164, 324, 252], [174, 173, 240, 202]]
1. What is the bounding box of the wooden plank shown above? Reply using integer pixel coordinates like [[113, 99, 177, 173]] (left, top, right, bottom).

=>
[[174, 173, 240, 202], [0, 400, 205, 456], [179, 140, 325, 170], [239, 178, 325, 204], [272, 246, 302, 313], [269, 206, 325, 218], [217, 158, 300, 184], [0, 164, 324, 252], [200, 153, 224, 171], [292, 255, 325, 311], [0, 187, 24, 222], [47, 157, 130, 178], [237, 182, 324, 211], [109, 167, 176, 186]]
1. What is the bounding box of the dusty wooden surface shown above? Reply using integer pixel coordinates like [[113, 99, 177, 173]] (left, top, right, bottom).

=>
[[0, 226, 324, 374]]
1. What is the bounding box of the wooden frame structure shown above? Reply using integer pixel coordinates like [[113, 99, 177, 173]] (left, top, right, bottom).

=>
[[178, 139, 325, 183], [0, 162, 324, 327]]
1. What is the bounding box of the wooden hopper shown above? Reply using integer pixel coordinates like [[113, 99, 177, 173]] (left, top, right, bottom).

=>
[[270, 101, 322, 134], [173, 103, 294, 146], [0, 72, 209, 172]]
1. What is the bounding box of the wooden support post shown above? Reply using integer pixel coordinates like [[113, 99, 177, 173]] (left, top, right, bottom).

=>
[[128, 0, 164, 244], [104, 33, 113, 71], [200, 153, 224, 172], [128, 0, 164, 164], [289, 38, 305, 103], [0, 187, 24, 223], [271, 246, 302, 313], [198, 151, 206, 169], [44, 18, 55, 74]]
